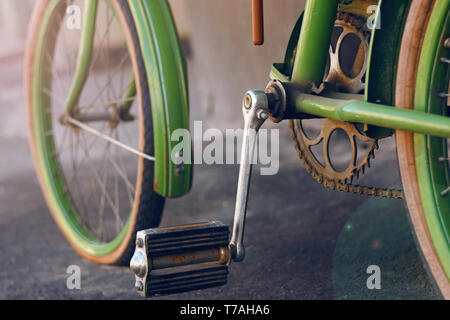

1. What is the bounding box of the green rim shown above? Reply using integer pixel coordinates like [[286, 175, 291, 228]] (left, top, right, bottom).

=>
[[414, 0, 450, 279], [31, 0, 132, 257]]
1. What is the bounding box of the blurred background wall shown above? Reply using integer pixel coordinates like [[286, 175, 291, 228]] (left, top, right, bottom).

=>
[[0, 0, 305, 129], [0, 0, 34, 57], [168, 0, 306, 129]]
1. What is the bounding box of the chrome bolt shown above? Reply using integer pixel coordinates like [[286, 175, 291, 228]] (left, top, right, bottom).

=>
[[136, 238, 144, 248], [130, 251, 147, 278], [257, 109, 269, 120], [244, 94, 253, 110]]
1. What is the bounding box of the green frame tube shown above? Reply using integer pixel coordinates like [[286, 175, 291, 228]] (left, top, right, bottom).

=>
[[290, 93, 450, 139], [64, 0, 98, 114], [119, 73, 136, 115], [291, 0, 338, 88]]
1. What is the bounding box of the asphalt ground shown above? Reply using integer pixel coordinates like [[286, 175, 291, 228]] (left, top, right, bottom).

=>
[[0, 55, 442, 300]]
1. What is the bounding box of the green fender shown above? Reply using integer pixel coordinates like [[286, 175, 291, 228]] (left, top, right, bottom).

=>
[[365, 0, 412, 138], [128, 0, 192, 198]]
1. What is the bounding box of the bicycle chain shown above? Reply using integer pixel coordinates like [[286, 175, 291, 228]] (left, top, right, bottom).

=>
[[289, 13, 404, 199], [289, 121, 403, 199]]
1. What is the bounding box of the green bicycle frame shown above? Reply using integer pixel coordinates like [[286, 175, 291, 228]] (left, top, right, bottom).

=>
[[291, 0, 338, 88], [281, 0, 450, 138], [64, 0, 98, 114]]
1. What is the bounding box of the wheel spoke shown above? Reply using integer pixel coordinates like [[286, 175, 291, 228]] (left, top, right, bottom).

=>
[[79, 130, 124, 238], [66, 117, 155, 161]]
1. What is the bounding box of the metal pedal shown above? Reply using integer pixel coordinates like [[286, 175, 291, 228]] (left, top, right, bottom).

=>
[[130, 221, 231, 297]]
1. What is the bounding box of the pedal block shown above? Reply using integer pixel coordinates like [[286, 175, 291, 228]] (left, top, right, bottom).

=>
[[130, 221, 230, 297]]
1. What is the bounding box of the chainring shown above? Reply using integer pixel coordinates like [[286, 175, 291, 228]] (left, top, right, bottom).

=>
[[291, 119, 377, 184], [289, 13, 403, 199], [324, 12, 370, 94]]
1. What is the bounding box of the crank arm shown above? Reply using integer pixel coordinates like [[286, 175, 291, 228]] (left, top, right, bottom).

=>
[[130, 89, 277, 296], [229, 90, 271, 262]]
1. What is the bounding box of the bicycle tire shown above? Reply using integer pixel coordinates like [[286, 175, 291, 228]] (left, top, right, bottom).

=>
[[24, 0, 164, 266], [396, 0, 450, 298]]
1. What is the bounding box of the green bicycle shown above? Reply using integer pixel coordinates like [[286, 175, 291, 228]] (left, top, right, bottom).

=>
[[24, 0, 449, 298]]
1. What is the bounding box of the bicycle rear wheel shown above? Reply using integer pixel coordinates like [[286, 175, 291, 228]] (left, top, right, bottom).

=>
[[24, 0, 164, 265], [396, 0, 450, 298]]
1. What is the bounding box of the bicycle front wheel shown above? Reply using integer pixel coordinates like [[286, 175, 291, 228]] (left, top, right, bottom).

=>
[[24, 0, 164, 265]]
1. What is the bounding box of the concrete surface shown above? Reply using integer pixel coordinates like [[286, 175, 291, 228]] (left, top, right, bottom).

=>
[[0, 53, 441, 299]]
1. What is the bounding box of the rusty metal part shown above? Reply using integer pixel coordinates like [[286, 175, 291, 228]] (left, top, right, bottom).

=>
[[293, 119, 377, 184], [218, 246, 232, 266], [151, 248, 224, 270], [264, 80, 287, 123], [63, 103, 135, 130], [338, 0, 379, 19], [289, 119, 403, 199], [288, 13, 403, 199], [252, 0, 264, 45], [324, 13, 370, 94]]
